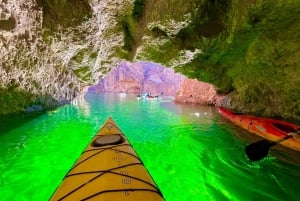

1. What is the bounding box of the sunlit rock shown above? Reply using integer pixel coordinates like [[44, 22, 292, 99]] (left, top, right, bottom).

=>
[[88, 61, 225, 106], [174, 78, 223, 105], [88, 61, 184, 96]]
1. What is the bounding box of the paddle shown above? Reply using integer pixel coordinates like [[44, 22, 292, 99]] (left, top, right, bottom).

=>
[[245, 131, 300, 161]]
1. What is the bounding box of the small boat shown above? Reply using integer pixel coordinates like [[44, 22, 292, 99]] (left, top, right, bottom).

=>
[[137, 94, 159, 100], [218, 107, 300, 151], [50, 117, 164, 201]]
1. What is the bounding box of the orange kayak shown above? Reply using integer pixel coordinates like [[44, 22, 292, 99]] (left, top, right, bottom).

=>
[[218, 107, 300, 151]]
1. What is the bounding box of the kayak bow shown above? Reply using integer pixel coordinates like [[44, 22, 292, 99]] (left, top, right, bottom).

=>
[[50, 117, 164, 201]]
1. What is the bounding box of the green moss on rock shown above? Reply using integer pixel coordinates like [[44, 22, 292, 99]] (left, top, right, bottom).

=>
[[121, 15, 138, 53], [37, 0, 92, 31], [174, 0, 300, 122], [133, 0, 146, 20], [0, 87, 36, 115], [73, 66, 92, 82], [0, 17, 16, 31]]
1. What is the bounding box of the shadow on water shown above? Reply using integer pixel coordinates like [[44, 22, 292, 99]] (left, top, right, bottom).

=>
[[0, 111, 45, 135]]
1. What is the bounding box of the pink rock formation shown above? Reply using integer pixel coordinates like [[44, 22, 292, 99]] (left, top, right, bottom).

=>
[[88, 61, 225, 105], [88, 61, 184, 96], [174, 78, 222, 105]]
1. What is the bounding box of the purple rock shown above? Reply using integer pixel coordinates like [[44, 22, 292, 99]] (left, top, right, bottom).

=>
[[88, 61, 185, 96]]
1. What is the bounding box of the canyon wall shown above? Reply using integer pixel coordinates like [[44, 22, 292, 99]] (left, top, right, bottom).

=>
[[89, 61, 184, 95], [0, 0, 299, 123], [0, 0, 134, 114], [89, 61, 222, 105]]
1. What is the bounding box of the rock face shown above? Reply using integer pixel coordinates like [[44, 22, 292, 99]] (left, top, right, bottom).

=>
[[88, 61, 225, 106], [0, 0, 299, 123], [0, 0, 132, 114], [88, 61, 184, 96], [174, 78, 221, 105]]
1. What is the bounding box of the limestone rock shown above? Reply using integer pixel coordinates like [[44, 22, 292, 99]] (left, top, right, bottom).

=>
[[88, 61, 185, 96], [174, 78, 222, 105], [88, 61, 226, 106]]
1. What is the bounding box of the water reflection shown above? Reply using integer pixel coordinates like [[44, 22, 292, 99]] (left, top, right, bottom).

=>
[[1, 93, 300, 201], [0, 112, 44, 135]]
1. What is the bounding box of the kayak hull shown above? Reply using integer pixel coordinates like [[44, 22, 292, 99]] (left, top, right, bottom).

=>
[[50, 117, 164, 201], [218, 107, 300, 151]]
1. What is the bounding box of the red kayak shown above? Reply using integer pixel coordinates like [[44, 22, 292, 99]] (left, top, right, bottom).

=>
[[218, 107, 300, 151]]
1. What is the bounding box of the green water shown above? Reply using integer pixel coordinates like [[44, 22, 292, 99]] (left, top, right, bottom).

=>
[[1, 93, 300, 201]]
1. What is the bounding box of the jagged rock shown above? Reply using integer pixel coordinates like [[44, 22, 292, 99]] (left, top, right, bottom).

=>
[[88, 61, 184, 96], [0, 0, 298, 123], [88, 61, 226, 106], [174, 78, 224, 105], [0, 0, 132, 115]]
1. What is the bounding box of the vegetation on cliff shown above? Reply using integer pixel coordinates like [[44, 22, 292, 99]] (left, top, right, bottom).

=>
[[178, 0, 300, 122], [0, 0, 90, 115], [0, 0, 128, 115], [37, 0, 92, 31], [122, 0, 300, 123], [1, 0, 299, 123]]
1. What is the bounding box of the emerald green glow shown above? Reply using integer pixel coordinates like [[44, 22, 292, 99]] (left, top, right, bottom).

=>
[[0, 93, 300, 200]]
